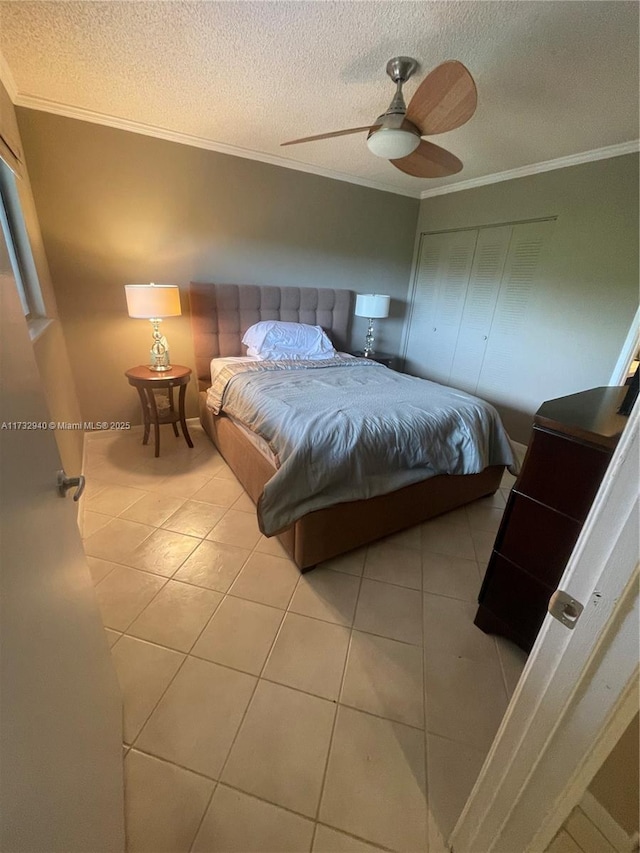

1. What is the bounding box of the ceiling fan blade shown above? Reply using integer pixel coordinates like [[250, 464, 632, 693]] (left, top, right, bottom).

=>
[[390, 139, 463, 178], [281, 126, 381, 146], [406, 60, 477, 135]]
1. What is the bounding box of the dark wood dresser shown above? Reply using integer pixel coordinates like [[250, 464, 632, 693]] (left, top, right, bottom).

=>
[[475, 386, 628, 653]]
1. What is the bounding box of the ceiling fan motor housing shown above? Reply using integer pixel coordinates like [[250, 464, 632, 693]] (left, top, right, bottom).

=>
[[386, 56, 419, 83]]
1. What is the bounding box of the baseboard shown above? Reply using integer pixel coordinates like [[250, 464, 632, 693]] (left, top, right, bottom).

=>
[[580, 791, 636, 853], [510, 439, 528, 465]]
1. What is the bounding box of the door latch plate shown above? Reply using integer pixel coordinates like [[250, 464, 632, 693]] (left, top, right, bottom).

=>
[[548, 589, 584, 629]]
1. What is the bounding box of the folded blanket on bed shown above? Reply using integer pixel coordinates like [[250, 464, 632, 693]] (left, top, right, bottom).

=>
[[206, 359, 517, 536]]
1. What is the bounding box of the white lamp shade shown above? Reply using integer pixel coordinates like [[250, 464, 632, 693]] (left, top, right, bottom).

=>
[[125, 283, 181, 318], [355, 293, 390, 319], [366, 128, 420, 160]]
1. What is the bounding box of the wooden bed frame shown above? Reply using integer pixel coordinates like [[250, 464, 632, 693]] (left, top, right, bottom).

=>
[[190, 282, 504, 570]]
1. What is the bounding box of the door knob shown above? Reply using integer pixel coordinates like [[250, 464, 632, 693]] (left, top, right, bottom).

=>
[[57, 470, 86, 502]]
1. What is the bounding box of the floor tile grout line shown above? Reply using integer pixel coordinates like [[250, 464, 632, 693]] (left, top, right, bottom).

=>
[[204, 581, 293, 796], [112, 587, 425, 653], [98, 535, 210, 633], [129, 580, 227, 657], [422, 524, 431, 853], [492, 636, 513, 702], [90, 504, 490, 592], [93, 541, 483, 607], [126, 745, 218, 784], [147, 768, 396, 853], [127, 649, 190, 752], [111, 575, 172, 636], [177, 552, 279, 656], [311, 568, 366, 829], [95, 516, 483, 648], [90, 564, 118, 588], [105, 525, 214, 594], [98, 536, 284, 634], [313, 821, 397, 853], [91, 557, 188, 585], [188, 780, 219, 853], [85, 489, 149, 516], [119, 496, 191, 528], [115, 563, 195, 635], [425, 728, 499, 752], [131, 729, 483, 803], [114, 626, 429, 731]]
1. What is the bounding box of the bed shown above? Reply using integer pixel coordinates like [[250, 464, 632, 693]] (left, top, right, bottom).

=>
[[190, 282, 513, 570]]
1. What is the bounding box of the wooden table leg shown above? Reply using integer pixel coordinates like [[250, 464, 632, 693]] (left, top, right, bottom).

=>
[[168, 384, 179, 437], [145, 387, 161, 458], [178, 384, 193, 448], [136, 387, 150, 445]]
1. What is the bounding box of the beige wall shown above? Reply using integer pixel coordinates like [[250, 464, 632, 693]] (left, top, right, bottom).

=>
[[546, 714, 639, 852], [17, 107, 638, 442], [17, 109, 419, 424], [588, 712, 639, 836], [0, 84, 83, 472], [413, 155, 640, 442]]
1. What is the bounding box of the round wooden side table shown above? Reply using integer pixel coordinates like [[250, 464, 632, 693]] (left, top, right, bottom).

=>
[[125, 365, 194, 458]]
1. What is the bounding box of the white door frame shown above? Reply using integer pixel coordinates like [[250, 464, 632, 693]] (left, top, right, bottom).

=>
[[609, 306, 639, 384], [451, 401, 639, 853]]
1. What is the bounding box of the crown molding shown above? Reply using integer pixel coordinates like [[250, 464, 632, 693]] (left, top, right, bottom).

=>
[[419, 140, 640, 199], [0, 49, 18, 102], [14, 93, 422, 199], [10, 88, 639, 203]]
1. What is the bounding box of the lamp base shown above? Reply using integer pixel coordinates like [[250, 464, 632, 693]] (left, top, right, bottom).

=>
[[363, 318, 376, 357], [149, 327, 171, 371]]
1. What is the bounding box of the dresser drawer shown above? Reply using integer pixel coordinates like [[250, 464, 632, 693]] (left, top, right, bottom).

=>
[[516, 428, 611, 521], [496, 494, 582, 587], [479, 553, 552, 647]]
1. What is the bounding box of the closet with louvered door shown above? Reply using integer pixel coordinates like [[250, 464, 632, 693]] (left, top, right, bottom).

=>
[[447, 225, 511, 394], [404, 219, 555, 401], [474, 219, 555, 405], [403, 229, 477, 384]]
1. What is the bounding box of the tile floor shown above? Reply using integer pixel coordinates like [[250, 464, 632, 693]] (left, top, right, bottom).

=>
[[80, 422, 528, 853]]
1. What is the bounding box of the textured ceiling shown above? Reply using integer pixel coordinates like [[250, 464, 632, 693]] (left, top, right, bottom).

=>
[[0, 1, 638, 197]]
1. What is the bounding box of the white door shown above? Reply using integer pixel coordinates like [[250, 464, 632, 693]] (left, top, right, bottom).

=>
[[448, 225, 511, 394], [404, 229, 477, 384], [0, 223, 124, 850], [476, 219, 556, 408], [451, 401, 639, 853]]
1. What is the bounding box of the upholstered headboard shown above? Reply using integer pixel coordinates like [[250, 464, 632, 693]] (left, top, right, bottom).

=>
[[189, 283, 353, 390]]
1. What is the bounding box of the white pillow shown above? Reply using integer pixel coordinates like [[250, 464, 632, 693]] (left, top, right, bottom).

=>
[[242, 321, 337, 360]]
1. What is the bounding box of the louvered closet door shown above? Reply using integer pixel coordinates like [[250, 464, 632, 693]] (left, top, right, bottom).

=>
[[448, 225, 512, 394], [404, 229, 477, 384], [476, 219, 556, 405]]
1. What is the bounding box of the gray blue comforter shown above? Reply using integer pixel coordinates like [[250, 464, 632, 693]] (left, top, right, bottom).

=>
[[206, 358, 516, 535]]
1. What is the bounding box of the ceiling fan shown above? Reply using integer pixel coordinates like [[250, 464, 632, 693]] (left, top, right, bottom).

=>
[[281, 57, 477, 179]]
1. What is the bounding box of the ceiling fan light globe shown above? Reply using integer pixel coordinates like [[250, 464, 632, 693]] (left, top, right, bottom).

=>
[[366, 128, 420, 160]]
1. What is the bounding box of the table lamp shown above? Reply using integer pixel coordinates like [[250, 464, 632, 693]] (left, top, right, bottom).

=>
[[125, 283, 181, 371], [354, 293, 390, 357]]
